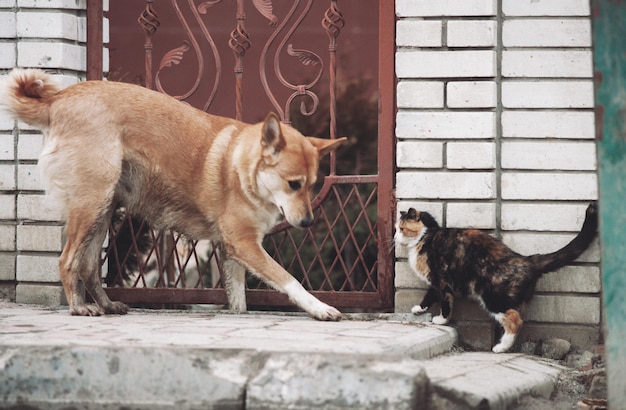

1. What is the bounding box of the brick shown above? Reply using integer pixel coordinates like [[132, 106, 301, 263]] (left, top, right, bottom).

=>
[[17, 194, 64, 221], [503, 19, 592, 47], [0, 110, 15, 131], [502, 141, 596, 171], [0, 252, 15, 281], [447, 20, 496, 47], [51, 73, 81, 89], [394, 261, 427, 289], [396, 0, 496, 17], [525, 295, 600, 324], [16, 284, 65, 306], [0, 164, 15, 190], [396, 171, 495, 199], [0, 134, 14, 160], [537, 266, 601, 293], [395, 289, 427, 313], [397, 81, 444, 108], [0, 194, 15, 219], [518, 324, 601, 350], [396, 50, 496, 78], [396, 112, 495, 139], [503, 0, 590, 16], [502, 111, 595, 139], [17, 164, 44, 191], [396, 20, 442, 47], [447, 81, 496, 108], [0, 11, 16, 38], [0, 283, 15, 301], [447, 142, 495, 169], [16, 254, 59, 282], [452, 298, 493, 321], [502, 50, 593, 78], [0, 42, 16, 68], [501, 233, 600, 263], [446, 202, 496, 229], [17, 0, 85, 9], [17, 42, 85, 71], [0, 0, 16, 7], [0, 225, 15, 251], [396, 141, 443, 168], [501, 172, 597, 200], [17, 224, 63, 252], [455, 321, 495, 351], [17, 133, 43, 160], [502, 203, 593, 231], [16, 11, 78, 40], [395, 201, 444, 226], [502, 81, 594, 109]]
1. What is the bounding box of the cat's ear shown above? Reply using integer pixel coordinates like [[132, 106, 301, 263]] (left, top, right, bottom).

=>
[[419, 212, 440, 228], [407, 208, 418, 220]]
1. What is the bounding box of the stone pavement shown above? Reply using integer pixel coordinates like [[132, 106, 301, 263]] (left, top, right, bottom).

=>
[[0, 301, 564, 409]]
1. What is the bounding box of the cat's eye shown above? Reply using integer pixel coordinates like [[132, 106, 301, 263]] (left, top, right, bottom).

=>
[[288, 180, 302, 191]]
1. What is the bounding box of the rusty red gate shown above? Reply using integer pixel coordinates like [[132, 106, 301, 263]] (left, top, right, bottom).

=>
[[86, 0, 396, 311]]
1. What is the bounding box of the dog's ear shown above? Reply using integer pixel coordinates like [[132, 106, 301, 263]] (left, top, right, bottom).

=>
[[261, 113, 286, 163], [307, 137, 347, 157]]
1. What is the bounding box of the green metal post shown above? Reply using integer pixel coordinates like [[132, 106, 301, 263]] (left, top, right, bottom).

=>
[[592, 0, 626, 407]]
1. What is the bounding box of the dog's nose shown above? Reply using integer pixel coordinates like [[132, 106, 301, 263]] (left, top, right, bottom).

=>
[[300, 216, 314, 228]]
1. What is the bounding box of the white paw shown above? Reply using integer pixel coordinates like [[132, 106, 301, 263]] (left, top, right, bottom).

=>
[[432, 315, 449, 325], [492, 333, 516, 353], [284, 280, 342, 321], [411, 305, 427, 315], [492, 343, 510, 353], [312, 303, 342, 321]]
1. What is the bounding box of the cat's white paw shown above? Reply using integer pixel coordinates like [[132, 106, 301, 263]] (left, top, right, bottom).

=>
[[492, 333, 516, 353], [492, 343, 509, 353], [432, 315, 449, 325], [411, 305, 427, 315]]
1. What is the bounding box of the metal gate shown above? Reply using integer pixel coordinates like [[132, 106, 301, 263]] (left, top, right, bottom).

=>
[[86, 0, 396, 311]]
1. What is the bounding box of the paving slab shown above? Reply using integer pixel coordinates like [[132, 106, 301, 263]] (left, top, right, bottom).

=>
[[422, 352, 565, 410], [0, 301, 454, 409], [0, 302, 567, 409]]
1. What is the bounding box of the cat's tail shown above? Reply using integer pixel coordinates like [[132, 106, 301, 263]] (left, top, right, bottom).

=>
[[529, 202, 598, 274]]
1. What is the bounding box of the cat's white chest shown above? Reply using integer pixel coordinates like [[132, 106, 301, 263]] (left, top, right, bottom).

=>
[[408, 245, 431, 285]]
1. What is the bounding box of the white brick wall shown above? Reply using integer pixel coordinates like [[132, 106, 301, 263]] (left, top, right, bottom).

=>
[[395, 0, 599, 347], [0, 0, 108, 305]]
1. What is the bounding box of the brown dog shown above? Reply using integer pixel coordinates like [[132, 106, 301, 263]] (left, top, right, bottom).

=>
[[0, 68, 345, 320]]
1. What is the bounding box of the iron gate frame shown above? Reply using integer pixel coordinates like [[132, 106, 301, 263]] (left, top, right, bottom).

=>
[[85, 0, 396, 310]]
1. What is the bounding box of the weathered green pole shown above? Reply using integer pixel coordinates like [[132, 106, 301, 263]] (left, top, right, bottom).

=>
[[592, 0, 626, 407]]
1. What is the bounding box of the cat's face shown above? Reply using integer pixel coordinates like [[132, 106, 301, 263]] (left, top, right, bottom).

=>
[[395, 208, 431, 245]]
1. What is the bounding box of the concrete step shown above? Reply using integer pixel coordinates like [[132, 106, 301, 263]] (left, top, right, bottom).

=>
[[0, 302, 564, 409]]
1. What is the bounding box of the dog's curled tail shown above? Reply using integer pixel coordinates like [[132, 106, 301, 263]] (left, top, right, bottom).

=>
[[0, 68, 60, 128]]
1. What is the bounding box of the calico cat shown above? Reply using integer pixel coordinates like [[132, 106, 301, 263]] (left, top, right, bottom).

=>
[[395, 203, 598, 353]]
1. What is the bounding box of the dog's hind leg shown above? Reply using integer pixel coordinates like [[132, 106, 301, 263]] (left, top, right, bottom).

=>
[[223, 257, 247, 313], [60, 203, 128, 316]]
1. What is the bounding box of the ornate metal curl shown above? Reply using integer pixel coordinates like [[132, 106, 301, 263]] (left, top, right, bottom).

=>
[[260, 0, 324, 124], [138, 0, 160, 89]]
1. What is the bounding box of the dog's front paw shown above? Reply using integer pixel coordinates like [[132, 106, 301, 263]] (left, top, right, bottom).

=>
[[70, 303, 103, 316], [103, 301, 129, 315], [411, 305, 428, 315], [313, 304, 342, 321], [432, 315, 449, 325]]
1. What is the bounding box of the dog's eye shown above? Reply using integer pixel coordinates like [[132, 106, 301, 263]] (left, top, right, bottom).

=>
[[288, 180, 302, 191]]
